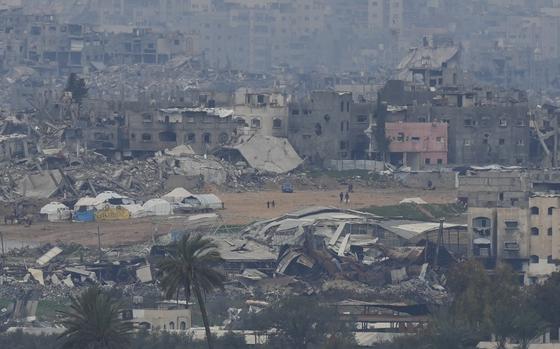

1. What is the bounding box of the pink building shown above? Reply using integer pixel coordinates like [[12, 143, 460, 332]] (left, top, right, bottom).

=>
[[385, 122, 448, 169]]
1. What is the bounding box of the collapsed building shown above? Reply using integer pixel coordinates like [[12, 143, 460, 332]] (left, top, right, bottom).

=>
[[226, 207, 466, 286]]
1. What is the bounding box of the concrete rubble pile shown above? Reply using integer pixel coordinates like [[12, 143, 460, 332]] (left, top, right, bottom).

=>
[[0, 242, 160, 305], [157, 207, 456, 305]]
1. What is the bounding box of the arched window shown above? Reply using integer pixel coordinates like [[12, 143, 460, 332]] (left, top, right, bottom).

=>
[[251, 118, 261, 128], [169, 321, 175, 330], [272, 118, 282, 129], [549, 207, 556, 215], [203, 133, 211, 144], [530, 255, 539, 263], [531, 207, 540, 215], [473, 217, 490, 228], [531, 227, 540, 236], [180, 321, 186, 331]]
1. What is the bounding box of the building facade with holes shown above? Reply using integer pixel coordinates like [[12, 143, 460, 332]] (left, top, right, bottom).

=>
[[468, 194, 560, 284], [127, 107, 243, 155], [130, 305, 192, 333]]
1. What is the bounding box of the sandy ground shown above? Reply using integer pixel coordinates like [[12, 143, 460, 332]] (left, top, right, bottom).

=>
[[0, 187, 456, 248]]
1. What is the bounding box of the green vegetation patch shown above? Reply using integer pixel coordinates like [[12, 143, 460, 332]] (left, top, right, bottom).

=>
[[362, 203, 465, 221]]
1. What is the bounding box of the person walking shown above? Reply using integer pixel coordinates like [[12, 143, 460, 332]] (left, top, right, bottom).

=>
[[267, 201, 270, 208], [339, 192, 344, 203], [272, 200, 275, 208], [345, 192, 350, 204]]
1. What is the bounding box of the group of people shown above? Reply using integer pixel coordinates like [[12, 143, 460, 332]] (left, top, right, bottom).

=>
[[266, 200, 276, 208], [339, 191, 350, 204]]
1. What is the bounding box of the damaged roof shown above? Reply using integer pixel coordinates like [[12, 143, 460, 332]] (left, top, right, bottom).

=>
[[396, 45, 460, 79], [224, 135, 303, 174], [379, 220, 467, 241], [212, 238, 276, 262]]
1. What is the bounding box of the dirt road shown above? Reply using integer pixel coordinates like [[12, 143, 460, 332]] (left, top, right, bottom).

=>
[[1, 187, 456, 247]]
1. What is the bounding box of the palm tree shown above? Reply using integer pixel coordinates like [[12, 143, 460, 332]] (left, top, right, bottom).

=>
[[58, 285, 133, 349], [158, 233, 226, 349]]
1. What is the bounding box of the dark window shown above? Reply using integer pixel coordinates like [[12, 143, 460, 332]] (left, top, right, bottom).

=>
[[203, 133, 211, 144], [251, 118, 261, 128], [548, 255, 554, 264], [340, 121, 344, 132], [340, 101, 344, 112], [424, 158, 430, 165], [437, 159, 443, 164], [531, 207, 540, 215], [186, 133, 195, 143], [530, 255, 539, 263], [499, 138, 505, 145], [346, 101, 350, 112], [314, 123, 322, 136], [141, 133, 152, 141], [356, 115, 368, 123], [272, 118, 282, 129], [142, 113, 153, 123], [549, 228, 553, 236], [159, 131, 176, 142], [549, 207, 555, 215], [339, 141, 347, 150], [531, 227, 539, 236]]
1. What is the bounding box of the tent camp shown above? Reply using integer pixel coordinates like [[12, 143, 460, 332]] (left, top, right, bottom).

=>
[[177, 194, 223, 212], [95, 191, 134, 208], [40, 202, 71, 222], [143, 199, 173, 216], [122, 204, 147, 218], [73, 197, 99, 222], [162, 187, 192, 203]]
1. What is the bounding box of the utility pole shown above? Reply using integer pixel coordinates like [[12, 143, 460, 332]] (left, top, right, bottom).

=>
[[97, 224, 103, 261], [0, 231, 5, 284], [433, 218, 444, 268]]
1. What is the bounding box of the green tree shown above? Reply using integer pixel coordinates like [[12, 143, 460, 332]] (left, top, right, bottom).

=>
[[256, 296, 356, 349], [58, 285, 133, 349], [158, 234, 226, 349], [65, 72, 88, 104], [486, 264, 521, 349], [446, 259, 491, 330], [533, 272, 560, 340], [511, 296, 546, 349], [422, 310, 481, 349]]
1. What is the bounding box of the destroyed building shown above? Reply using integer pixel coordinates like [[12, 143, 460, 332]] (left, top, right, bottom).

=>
[[288, 91, 374, 165], [234, 88, 290, 138], [80, 107, 243, 156], [373, 80, 531, 166]]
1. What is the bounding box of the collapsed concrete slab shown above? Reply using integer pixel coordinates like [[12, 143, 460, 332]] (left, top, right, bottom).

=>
[[216, 135, 303, 174]]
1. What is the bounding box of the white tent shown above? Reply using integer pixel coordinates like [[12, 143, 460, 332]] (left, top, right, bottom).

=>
[[95, 191, 134, 208], [40, 202, 71, 222], [123, 204, 148, 218], [95, 191, 126, 202], [162, 187, 192, 203], [143, 199, 173, 216]]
